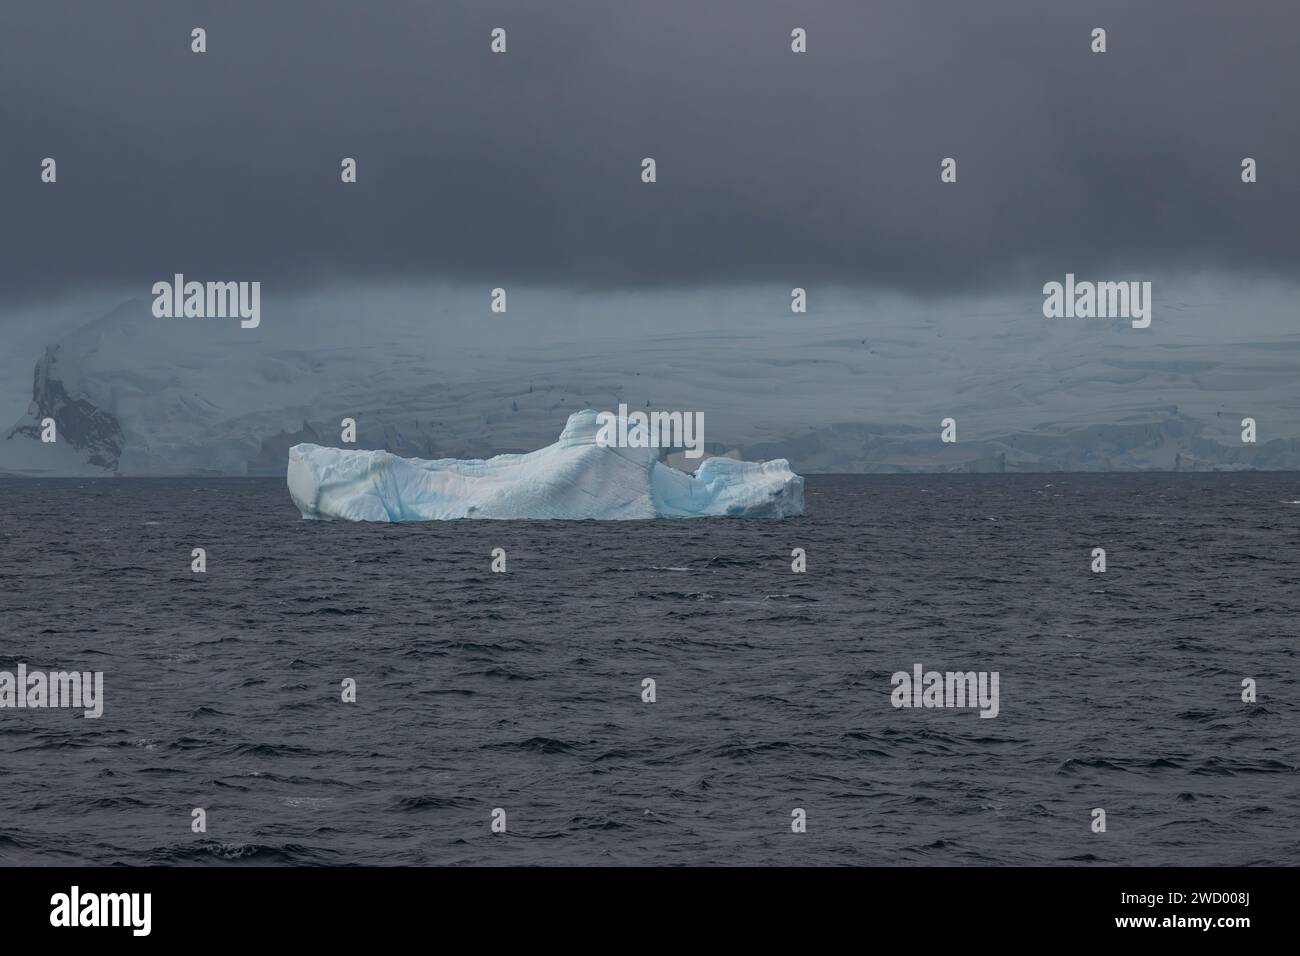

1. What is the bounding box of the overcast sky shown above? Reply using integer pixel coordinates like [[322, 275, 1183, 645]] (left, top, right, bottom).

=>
[[0, 0, 1296, 307]]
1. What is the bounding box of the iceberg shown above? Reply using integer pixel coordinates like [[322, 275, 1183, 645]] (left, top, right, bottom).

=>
[[287, 410, 804, 520]]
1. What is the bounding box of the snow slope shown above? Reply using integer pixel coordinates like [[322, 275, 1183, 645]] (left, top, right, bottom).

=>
[[3, 280, 1299, 476]]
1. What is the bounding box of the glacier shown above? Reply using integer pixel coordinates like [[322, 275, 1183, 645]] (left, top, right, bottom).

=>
[[7, 284, 1300, 477], [286, 409, 805, 521]]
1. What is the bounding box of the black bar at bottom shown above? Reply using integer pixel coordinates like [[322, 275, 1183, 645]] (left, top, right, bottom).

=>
[[0, 866, 1279, 941]]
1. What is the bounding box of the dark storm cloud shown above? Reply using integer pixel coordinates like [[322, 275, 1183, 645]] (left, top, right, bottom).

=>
[[0, 0, 1296, 303]]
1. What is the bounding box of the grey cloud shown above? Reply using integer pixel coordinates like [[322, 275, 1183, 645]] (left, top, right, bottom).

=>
[[0, 0, 1296, 304]]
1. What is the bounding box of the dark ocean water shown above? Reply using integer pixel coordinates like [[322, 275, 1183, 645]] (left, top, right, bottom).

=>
[[0, 473, 1297, 866]]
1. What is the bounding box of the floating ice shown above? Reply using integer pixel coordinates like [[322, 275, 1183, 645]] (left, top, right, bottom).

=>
[[287, 410, 804, 521]]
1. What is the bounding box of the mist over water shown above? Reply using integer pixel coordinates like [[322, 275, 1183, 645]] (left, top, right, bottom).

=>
[[1, 474, 1297, 865]]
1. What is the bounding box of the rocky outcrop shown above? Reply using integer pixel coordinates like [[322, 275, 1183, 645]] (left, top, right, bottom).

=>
[[5, 346, 124, 472]]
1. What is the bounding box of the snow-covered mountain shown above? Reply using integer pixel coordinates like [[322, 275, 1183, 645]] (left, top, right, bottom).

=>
[[3, 281, 1298, 475]]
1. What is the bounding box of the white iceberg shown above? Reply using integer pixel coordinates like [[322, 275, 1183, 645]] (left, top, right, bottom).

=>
[[287, 410, 804, 520]]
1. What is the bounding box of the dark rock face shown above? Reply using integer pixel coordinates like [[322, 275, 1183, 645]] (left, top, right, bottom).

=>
[[7, 346, 124, 471]]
